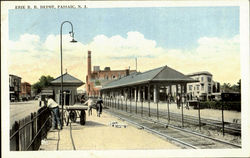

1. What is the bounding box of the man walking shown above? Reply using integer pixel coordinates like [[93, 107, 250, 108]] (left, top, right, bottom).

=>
[[96, 97, 103, 117], [84, 97, 94, 116]]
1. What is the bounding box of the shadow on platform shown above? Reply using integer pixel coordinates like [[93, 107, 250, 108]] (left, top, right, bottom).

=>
[[69, 120, 106, 130], [85, 121, 106, 127]]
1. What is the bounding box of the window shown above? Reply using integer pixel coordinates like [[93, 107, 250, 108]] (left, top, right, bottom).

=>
[[201, 77, 204, 82], [208, 84, 212, 94], [197, 85, 200, 90], [201, 85, 204, 91], [207, 77, 211, 82], [189, 85, 193, 91]]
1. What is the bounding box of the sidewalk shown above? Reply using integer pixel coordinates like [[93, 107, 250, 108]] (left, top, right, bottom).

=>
[[39, 111, 180, 150]]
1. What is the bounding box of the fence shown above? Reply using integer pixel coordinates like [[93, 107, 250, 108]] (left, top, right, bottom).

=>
[[103, 97, 240, 136], [10, 106, 52, 151]]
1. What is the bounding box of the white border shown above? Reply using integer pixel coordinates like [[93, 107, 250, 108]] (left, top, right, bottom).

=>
[[1, 1, 249, 158]]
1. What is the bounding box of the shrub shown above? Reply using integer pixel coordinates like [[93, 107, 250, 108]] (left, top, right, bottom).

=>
[[199, 101, 241, 112]]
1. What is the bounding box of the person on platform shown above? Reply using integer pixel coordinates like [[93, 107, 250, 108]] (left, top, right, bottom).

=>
[[80, 95, 85, 104], [84, 97, 94, 116], [46, 96, 62, 130], [96, 97, 103, 117], [176, 94, 181, 109]]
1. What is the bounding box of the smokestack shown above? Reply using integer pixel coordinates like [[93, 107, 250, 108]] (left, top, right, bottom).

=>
[[87, 51, 91, 80]]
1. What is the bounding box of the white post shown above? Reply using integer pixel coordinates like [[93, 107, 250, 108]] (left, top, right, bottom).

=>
[[154, 85, 157, 103]]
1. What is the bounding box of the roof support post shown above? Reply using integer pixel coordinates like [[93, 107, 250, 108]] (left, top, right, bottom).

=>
[[153, 84, 158, 103], [135, 87, 137, 114], [134, 87, 137, 102], [167, 84, 171, 123], [156, 84, 159, 120], [169, 85, 172, 101], [130, 87, 132, 113], [143, 86, 146, 102], [181, 83, 184, 127], [138, 86, 141, 102], [176, 84, 180, 109], [148, 83, 151, 117]]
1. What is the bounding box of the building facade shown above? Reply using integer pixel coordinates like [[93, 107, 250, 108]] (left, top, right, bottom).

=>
[[20, 82, 31, 100], [86, 51, 136, 97], [186, 71, 220, 100], [9, 74, 22, 101]]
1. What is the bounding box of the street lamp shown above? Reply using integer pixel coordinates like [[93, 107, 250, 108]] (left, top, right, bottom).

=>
[[60, 21, 77, 126]]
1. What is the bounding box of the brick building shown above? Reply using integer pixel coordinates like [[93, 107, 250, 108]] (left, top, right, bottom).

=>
[[20, 82, 31, 100], [86, 51, 136, 97], [9, 74, 22, 101]]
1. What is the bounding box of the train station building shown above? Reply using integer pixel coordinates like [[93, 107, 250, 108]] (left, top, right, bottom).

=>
[[50, 72, 84, 105], [101, 65, 198, 103]]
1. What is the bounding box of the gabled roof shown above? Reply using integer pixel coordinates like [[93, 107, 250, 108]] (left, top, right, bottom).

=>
[[51, 73, 84, 87], [102, 65, 198, 90]]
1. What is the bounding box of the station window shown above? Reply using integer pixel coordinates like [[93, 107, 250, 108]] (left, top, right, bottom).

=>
[[189, 85, 192, 91], [208, 84, 212, 93], [207, 77, 211, 82], [201, 85, 204, 91], [197, 85, 200, 90]]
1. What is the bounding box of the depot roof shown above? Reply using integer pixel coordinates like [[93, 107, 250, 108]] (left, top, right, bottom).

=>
[[51, 73, 84, 87], [101, 65, 198, 90]]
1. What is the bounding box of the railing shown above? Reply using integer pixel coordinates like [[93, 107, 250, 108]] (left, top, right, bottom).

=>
[[10, 106, 51, 151], [103, 97, 241, 136]]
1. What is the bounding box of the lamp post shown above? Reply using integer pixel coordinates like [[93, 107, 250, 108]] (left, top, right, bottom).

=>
[[60, 21, 77, 126]]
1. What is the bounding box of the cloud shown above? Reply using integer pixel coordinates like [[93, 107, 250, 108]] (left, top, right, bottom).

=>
[[8, 32, 240, 87]]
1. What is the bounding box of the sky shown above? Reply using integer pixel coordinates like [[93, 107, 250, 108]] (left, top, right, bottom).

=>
[[8, 6, 240, 88]]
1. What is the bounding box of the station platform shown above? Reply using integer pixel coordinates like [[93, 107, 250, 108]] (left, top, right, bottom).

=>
[[39, 111, 180, 150]]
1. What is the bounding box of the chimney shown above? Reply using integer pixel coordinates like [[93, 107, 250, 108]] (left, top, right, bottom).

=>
[[87, 51, 91, 79]]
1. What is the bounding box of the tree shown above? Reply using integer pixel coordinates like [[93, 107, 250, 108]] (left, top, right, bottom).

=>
[[237, 79, 241, 91], [32, 75, 54, 94], [220, 79, 241, 93], [221, 83, 232, 93], [231, 79, 241, 92]]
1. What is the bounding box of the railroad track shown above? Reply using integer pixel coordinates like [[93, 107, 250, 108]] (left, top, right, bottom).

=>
[[104, 107, 241, 149], [104, 101, 241, 135]]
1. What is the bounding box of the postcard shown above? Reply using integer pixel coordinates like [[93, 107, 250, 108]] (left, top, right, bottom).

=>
[[1, 1, 250, 158]]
